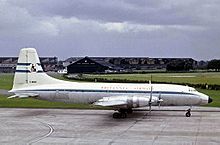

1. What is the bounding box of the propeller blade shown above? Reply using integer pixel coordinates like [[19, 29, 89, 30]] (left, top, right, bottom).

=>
[[149, 85, 153, 114], [158, 93, 161, 109], [157, 93, 163, 109]]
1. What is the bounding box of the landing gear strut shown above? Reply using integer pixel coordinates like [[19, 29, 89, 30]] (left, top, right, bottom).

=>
[[185, 108, 191, 117], [127, 108, 133, 114]]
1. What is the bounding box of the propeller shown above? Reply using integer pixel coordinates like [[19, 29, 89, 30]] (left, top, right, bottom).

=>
[[149, 84, 153, 114], [148, 75, 153, 114]]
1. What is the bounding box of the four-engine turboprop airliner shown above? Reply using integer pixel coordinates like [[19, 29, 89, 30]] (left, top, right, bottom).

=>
[[9, 48, 213, 118]]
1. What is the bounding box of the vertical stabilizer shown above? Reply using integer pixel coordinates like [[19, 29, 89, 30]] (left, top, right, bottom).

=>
[[12, 48, 61, 90]]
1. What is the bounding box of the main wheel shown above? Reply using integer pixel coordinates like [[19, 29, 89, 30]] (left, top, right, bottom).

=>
[[120, 112, 127, 119], [185, 111, 191, 117], [113, 112, 120, 119]]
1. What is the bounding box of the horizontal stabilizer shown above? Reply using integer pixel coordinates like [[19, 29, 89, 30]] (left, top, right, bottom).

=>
[[8, 95, 19, 99], [8, 93, 39, 99]]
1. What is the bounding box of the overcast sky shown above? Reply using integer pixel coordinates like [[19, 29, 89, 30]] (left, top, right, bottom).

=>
[[0, 0, 220, 60]]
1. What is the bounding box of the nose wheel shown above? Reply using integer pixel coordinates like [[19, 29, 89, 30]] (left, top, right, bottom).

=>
[[185, 108, 191, 117]]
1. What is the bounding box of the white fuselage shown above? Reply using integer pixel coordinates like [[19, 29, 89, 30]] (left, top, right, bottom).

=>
[[9, 48, 212, 112], [11, 81, 209, 107]]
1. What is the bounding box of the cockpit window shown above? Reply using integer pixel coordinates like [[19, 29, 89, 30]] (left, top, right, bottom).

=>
[[189, 88, 197, 92]]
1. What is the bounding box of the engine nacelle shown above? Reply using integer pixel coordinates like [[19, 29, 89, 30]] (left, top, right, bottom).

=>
[[128, 96, 159, 108], [98, 96, 159, 108]]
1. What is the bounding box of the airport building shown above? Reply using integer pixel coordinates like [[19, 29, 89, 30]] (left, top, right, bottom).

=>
[[65, 57, 197, 74], [67, 57, 121, 73], [0, 56, 198, 74], [0, 57, 17, 73]]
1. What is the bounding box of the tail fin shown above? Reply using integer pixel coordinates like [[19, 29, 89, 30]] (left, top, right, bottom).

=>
[[12, 48, 61, 90]]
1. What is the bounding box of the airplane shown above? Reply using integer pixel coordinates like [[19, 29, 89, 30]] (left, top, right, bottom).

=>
[[8, 48, 213, 119]]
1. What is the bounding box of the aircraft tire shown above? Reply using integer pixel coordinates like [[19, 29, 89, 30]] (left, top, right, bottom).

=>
[[120, 112, 127, 119], [185, 112, 191, 117], [113, 112, 121, 119]]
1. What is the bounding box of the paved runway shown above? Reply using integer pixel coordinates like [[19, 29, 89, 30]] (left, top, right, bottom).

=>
[[0, 89, 12, 96], [0, 107, 220, 145]]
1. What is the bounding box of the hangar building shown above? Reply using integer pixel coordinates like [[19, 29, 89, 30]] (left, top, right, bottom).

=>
[[67, 57, 120, 74]]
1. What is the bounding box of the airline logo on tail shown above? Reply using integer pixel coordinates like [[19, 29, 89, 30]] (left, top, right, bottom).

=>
[[16, 63, 43, 73], [30, 64, 37, 72]]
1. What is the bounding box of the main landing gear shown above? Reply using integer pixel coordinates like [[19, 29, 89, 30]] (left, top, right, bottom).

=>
[[113, 112, 127, 119], [185, 108, 191, 117], [112, 108, 133, 119]]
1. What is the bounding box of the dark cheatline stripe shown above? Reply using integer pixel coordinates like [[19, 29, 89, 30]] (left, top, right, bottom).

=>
[[17, 63, 31, 66], [37, 70, 44, 73], [19, 89, 195, 95], [17, 63, 42, 66], [15, 70, 44, 73], [15, 70, 31, 73]]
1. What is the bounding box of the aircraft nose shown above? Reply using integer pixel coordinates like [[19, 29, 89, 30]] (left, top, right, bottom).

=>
[[208, 97, 213, 103]]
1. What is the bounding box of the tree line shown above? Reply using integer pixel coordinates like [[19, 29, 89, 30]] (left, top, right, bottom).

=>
[[207, 59, 220, 71], [166, 59, 220, 71]]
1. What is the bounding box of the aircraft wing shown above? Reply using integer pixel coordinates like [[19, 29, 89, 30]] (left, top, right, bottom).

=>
[[94, 96, 129, 107], [94, 95, 161, 108], [94, 100, 127, 107]]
